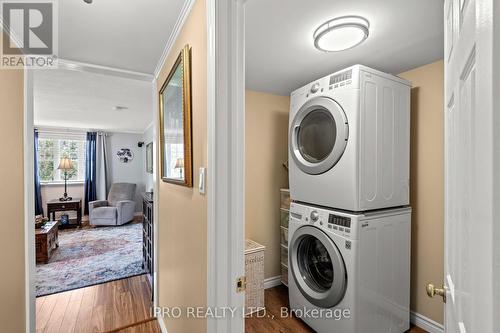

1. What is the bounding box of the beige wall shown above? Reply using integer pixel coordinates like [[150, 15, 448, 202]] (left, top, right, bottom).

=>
[[0, 35, 26, 332], [156, 0, 207, 332], [399, 60, 444, 324], [245, 90, 290, 279]]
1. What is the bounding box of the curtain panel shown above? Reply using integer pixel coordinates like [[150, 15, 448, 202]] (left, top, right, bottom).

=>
[[34, 130, 43, 216], [96, 133, 109, 200], [84, 132, 97, 215]]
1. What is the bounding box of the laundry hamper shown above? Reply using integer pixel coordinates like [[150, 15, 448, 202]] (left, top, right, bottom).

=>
[[245, 239, 266, 315]]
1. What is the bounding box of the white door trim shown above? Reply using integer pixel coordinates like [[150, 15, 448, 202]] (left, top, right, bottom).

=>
[[206, 0, 246, 332], [151, 79, 160, 310], [24, 68, 36, 333]]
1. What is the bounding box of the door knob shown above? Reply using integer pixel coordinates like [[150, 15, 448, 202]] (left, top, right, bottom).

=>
[[426, 283, 447, 303]]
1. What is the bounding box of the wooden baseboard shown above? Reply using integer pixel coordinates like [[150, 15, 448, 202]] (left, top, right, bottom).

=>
[[410, 311, 444, 333], [264, 275, 282, 289]]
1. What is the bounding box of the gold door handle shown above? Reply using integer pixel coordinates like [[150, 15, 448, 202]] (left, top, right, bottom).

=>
[[426, 283, 447, 303]]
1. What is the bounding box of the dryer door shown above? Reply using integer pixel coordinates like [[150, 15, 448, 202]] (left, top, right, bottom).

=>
[[290, 225, 347, 308], [290, 96, 348, 175]]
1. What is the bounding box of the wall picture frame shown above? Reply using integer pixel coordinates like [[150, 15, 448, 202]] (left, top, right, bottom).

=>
[[159, 44, 193, 186], [146, 142, 153, 174]]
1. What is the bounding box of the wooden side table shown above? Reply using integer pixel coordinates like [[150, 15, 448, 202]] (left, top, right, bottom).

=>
[[47, 198, 82, 228], [36, 221, 59, 264]]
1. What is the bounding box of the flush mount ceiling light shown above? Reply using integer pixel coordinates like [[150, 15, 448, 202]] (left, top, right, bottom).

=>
[[313, 16, 370, 52]]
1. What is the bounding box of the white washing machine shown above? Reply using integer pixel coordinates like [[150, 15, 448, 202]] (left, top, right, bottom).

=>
[[288, 202, 411, 333], [289, 65, 411, 211]]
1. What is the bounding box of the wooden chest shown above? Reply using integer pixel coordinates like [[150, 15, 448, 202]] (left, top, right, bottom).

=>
[[36, 221, 59, 264]]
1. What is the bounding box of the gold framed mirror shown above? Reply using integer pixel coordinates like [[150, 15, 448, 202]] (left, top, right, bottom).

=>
[[159, 44, 192, 186]]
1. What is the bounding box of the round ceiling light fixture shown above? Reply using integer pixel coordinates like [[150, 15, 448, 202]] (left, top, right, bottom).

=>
[[313, 16, 370, 52]]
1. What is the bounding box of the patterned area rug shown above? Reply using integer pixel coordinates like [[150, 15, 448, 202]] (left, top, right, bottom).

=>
[[36, 223, 145, 297]]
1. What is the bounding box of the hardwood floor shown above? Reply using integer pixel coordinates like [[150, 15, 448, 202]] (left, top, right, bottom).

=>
[[36, 274, 154, 333], [245, 285, 428, 333], [105, 318, 160, 333], [37, 275, 427, 333]]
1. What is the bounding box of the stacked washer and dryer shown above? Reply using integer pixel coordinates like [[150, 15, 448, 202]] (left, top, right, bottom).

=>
[[287, 65, 412, 333]]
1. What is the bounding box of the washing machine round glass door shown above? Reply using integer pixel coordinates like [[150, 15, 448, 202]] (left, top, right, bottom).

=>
[[290, 225, 347, 308], [289, 96, 348, 175]]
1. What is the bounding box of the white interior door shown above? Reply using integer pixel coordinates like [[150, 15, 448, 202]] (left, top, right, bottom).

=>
[[442, 0, 498, 332]]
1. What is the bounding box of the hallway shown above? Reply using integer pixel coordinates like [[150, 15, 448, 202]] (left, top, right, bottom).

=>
[[36, 274, 158, 333]]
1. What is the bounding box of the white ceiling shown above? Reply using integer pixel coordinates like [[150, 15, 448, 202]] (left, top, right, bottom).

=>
[[59, 0, 186, 74], [34, 69, 153, 133], [246, 0, 444, 95]]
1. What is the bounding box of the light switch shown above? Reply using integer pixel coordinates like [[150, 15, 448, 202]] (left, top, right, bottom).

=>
[[199, 167, 206, 194]]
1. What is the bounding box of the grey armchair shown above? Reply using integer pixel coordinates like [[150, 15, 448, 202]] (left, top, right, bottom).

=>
[[89, 183, 137, 226]]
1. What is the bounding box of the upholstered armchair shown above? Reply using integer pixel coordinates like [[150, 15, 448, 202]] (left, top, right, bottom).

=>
[[89, 183, 137, 226]]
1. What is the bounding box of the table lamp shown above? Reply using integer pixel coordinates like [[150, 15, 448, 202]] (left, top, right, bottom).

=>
[[58, 157, 74, 201], [174, 157, 184, 179]]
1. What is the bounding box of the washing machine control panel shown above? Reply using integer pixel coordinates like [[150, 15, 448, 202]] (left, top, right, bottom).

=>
[[290, 203, 355, 239], [328, 214, 351, 228]]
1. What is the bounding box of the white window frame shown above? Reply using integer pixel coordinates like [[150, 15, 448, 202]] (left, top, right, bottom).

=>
[[37, 132, 87, 185]]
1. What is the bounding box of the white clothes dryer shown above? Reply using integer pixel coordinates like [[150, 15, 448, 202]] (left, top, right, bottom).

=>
[[289, 65, 411, 211]]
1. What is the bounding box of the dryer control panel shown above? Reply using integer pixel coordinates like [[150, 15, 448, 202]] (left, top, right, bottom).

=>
[[329, 69, 353, 85]]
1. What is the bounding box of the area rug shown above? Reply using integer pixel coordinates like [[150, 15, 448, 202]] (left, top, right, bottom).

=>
[[36, 223, 145, 297]]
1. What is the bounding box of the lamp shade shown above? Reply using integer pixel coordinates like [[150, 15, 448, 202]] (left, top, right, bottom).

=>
[[57, 157, 74, 170], [174, 158, 184, 169]]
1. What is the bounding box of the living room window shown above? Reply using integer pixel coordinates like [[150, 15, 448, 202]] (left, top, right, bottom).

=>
[[38, 132, 87, 184]]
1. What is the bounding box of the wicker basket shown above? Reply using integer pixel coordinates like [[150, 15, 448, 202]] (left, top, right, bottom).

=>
[[245, 239, 265, 314]]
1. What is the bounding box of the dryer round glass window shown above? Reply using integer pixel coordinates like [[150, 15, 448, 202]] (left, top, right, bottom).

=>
[[290, 225, 347, 308], [297, 235, 334, 291], [297, 109, 336, 163], [290, 96, 348, 175]]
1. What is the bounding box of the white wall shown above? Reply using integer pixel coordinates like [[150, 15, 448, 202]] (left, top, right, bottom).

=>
[[107, 132, 145, 211], [141, 123, 155, 193], [41, 184, 85, 218], [38, 131, 146, 215]]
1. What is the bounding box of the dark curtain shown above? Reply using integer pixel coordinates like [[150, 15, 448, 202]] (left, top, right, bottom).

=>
[[84, 132, 97, 215], [34, 130, 43, 216]]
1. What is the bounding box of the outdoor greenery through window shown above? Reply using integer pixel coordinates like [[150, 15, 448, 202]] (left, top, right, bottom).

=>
[[38, 133, 86, 183]]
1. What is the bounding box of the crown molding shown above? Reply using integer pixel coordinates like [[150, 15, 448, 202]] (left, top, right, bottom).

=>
[[57, 58, 154, 82], [153, 0, 195, 79]]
